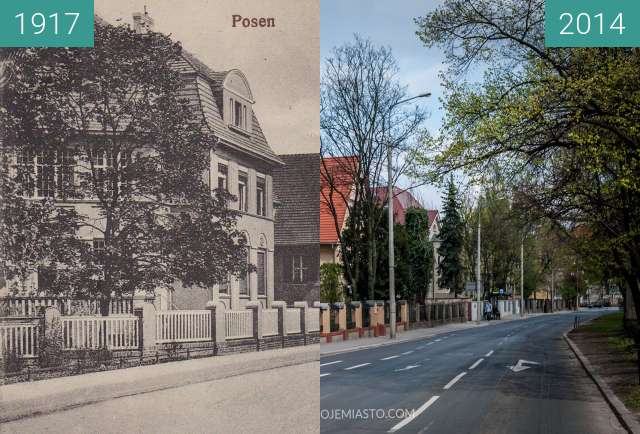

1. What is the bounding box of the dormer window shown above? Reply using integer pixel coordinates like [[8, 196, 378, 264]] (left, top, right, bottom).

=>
[[228, 97, 249, 131]]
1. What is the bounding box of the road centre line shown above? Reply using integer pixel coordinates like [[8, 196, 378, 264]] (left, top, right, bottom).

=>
[[320, 373, 331, 377], [443, 372, 467, 390], [401, 351, 414, 355], [485, 350, 494, 357], [435, 339, 442, 342], [426, 342, 435, 345], [320, 360, 342, 367], [381, 355, 400, 360], [345, 363, 371, 371], [388, 395, 440, 433], [469, 358, 484, 370]]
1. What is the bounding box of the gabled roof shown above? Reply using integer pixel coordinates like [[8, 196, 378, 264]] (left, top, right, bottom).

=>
[[374, 187, 423, 225], [272, 154, 320, 245], [175, 50, 282, 165], [320, 156, 357, 244]]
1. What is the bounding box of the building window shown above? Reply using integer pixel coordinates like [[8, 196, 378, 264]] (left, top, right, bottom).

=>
[[92, 239, 105, 265], [17, 149, 75, 198], [239, 249, 249, 295], [256, 177, 266, 216], [257, 250, 266, 296], [238, 172, 248, 212], [291, 255, 307, 283], [219, 275, 230, 294], [228, 97, 249, 131], [217, 163, 228, 190]]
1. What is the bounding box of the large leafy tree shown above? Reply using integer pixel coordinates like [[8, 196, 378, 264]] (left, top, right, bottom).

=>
[[321, 35, 426, 300], [0, 21, 249, 314], [438, 177, 464, 296], [415, 0, 640, 368]]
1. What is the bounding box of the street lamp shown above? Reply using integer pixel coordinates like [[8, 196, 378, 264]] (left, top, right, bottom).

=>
[[388, 92, 431, 339]]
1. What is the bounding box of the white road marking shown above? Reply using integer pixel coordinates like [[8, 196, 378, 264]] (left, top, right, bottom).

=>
[[388, 396, 440, 433], [443, 372, 467, 390], [394, 364, 420, 372], [381, 355, 400, 361], [508, 359, 540, 372], [416, 346, 425, 350], [401, 351, 414, 355], [435, 338, 442, 342], [345, 363, 371, 371], [320, 373, 331, 377], [426, 342, 435, 346], [469, 358, 484, 370], [320, 360, 342, 367], [485, 350, 494, 357]]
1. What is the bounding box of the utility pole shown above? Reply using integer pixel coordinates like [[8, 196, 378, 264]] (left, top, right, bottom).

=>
[[520, 234, 525, 317], [388, 136, 397, 338], [550, 268, 555, 313], [476, 202, 482, 322], [387, 92, 431, 339]]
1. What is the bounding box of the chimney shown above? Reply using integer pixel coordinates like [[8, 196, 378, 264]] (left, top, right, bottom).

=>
[[132, 6, 154, 34]]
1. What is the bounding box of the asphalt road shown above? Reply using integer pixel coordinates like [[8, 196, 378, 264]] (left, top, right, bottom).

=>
[[0, 361, 320, 434], [320, 310, 625, 434]]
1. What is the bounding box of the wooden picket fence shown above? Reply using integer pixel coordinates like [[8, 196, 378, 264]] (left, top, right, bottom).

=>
[[0, 319, 39, 358], [1, 296, 133, 316], [62, 316, 139, 350], [156, 310, 211, 344], [225, 310, 253, 339]]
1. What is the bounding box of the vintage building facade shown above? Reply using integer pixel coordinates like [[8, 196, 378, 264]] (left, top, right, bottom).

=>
[[0, 13, 282, 311], [272, 154, 320, 305]]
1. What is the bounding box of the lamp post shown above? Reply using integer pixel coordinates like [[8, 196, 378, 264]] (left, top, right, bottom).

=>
[[388, 92, 431, 339]]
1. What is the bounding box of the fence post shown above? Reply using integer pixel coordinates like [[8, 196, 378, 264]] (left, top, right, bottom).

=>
[[272, 300, 287, 348], [134, 307, 144, 352], [294, 301, 308, 345], [398, 300, 407, 330], [247, 301, 262, 351], [206, 301, 226, 355], [318, 303, 330, 335], [332, 302, 346, 332]]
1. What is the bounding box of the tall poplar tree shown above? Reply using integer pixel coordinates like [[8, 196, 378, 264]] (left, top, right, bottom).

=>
[[438, 177, 464, 296]]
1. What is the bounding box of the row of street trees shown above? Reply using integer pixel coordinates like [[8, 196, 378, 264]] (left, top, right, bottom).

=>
[[0, 20, 250, 315], [413, 0, 638, 328]]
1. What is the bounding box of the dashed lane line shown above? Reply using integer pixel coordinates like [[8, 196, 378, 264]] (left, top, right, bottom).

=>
[[320, 373, 331, 378], [320, 360, 342, 367], [443, 372, 467, 390], [485, 350, 494, 357], [469, 358, 484, 370], [401, 351, 414, 355], [344, 363, 371, 371], [388, 396, 440, 433], [381, 355, 400, 361]]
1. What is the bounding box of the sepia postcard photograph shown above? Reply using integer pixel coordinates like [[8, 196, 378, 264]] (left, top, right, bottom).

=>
[[0, 0, 319, 432], [2, 0, 640, 433]]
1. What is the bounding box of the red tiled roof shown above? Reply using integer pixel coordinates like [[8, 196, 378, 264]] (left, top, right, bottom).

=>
[[320, 157, 357, 244], [374, 187, 424, 225]]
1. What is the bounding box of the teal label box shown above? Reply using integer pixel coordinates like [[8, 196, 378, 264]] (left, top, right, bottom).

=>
[[545, 0, 640, 47], [0, 0, 94, 47]]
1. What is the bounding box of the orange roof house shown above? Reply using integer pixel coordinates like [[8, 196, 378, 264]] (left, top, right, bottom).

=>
[[320, 157, 357, 263]]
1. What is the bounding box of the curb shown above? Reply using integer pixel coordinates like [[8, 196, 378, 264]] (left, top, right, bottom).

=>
[[320, 311, 575, 357], [0, 345, 319, 424], [564, 331, 640, 434]]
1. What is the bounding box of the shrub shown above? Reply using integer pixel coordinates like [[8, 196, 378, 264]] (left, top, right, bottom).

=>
[[3, 348, 24, 374], [38, 317, 64, 368], [320, 263, 343, 304]]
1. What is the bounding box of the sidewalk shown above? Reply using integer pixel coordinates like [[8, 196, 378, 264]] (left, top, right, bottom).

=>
[[0, 344, 319, 423], [320, 312, 565, 356]]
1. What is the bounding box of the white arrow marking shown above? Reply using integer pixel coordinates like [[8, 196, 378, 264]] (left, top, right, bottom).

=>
[[508, 359, 540, 372], [395, 364, 421, 372]]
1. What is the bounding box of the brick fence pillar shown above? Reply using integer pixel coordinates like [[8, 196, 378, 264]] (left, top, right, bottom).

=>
[[294, 301, 308, 345], [247, 301, 262, 351], [272, 301, 287, 348], [206, 301, 226, 355]]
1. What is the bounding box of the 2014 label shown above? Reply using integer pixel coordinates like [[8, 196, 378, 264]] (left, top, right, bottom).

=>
[[559, 12, 625, 36]]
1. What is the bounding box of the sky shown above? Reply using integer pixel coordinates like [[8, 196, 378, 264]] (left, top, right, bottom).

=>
[[95, 0, 319, 156], [321, 0, 447, 211]]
